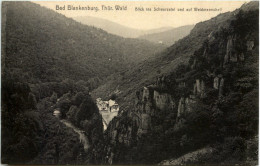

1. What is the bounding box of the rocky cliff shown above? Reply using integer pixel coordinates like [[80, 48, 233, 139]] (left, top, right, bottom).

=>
[[92, 3, 258, 165]]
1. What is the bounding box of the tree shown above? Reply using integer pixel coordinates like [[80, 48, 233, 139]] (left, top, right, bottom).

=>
[[110, 94, 117, 100]]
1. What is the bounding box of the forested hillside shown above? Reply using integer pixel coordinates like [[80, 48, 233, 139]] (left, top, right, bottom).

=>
[[2, 71, 103, 164], [90, 2, 258, 165], [91, 2, 257, 111], [1, 1, 163, 164], [3, 2, 165, 84]]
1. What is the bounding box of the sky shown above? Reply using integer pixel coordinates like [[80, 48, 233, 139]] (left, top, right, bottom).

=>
[[34, 1, 247, 30]]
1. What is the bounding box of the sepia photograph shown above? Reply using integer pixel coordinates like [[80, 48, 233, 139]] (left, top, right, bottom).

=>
[[1, 1, 259, 165]]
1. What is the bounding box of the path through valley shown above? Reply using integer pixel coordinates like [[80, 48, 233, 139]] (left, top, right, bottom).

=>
[[60, 119, 89, 150]]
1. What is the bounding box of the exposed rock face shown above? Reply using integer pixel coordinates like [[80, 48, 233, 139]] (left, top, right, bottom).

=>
[[224, 36, 235, 64], [142, 87, 150, 101], [176, 97, 196, 120], [185, 98, 195, 112], [132, 112, 141, 128], [177, 97, 185, 118], [134, 86, 175, 135], [177, 78, 208, 121], [156, 76, 167, 88], [106, 118, 133, 146], [214, 77, 220, 89], [141, 114, 151, 130], [224, 35, 238, 64], [219, 78, 224, 97], [135, 87, 153, 136], [213, 76, 224, 97], [174, 96, 197, 131], [224, 35, 248, 65], [105, 87, 154, 144], [193, 79, 206, 98], [153, 90, 175, 111], [143, 99, 153, 115], [102, 108, 143, 163], [247, 40, 254, 50], [132, 111, 151, 134], [114, 86, 174, 138], [95, 4, 258, 164]]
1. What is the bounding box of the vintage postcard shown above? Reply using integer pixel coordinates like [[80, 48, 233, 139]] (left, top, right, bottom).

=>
[[1, 1, 259, 165]]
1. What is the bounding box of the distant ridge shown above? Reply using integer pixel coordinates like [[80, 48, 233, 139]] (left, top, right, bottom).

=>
[[139, 24, 195, 46], [72, 16, 173, 38]]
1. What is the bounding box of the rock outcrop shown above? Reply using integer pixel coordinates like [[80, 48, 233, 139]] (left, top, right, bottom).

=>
[[193, 79, 206, 98], [224, 35, 237, 64], [156, 76, 167, 89], [153, 90, 175, 111], [247, 40, 254, 51], [142, 87, 151, 101], [176, 97, 196, 120], [213, 75, 225, 97], [224, 35, 247, 65], [106, 117, 133, 146], [214, 77, 220, 89], [177, 97, 185, 118], [134, 86, 175, 135], [106, 84, 176, 148], [219, 77, 224, 97]]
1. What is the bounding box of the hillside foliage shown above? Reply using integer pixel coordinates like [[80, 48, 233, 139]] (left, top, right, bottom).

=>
[[92, 7, 259, 165], [4, 2, 165, 84]]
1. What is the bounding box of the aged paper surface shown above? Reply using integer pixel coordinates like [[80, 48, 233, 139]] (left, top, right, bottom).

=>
[[1, 1, 259, 165]]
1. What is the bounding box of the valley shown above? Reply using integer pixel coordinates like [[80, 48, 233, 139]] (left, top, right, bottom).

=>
[[72, 16, 174, 38], [1, 1, 259, 165]]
